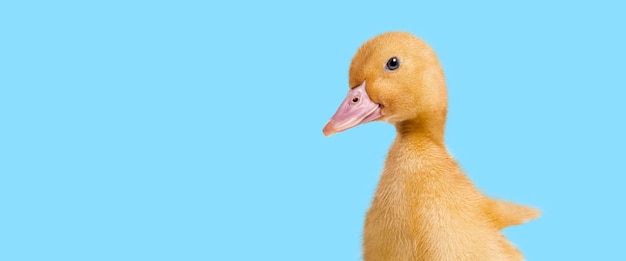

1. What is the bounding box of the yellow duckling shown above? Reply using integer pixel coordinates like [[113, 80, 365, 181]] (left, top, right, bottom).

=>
[[323, 32, 539, 261]]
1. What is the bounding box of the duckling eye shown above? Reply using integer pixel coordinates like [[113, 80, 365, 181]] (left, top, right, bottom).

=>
[[386, 57, 400, 71]]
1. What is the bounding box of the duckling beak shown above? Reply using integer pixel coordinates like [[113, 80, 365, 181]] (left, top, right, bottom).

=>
[[323, 82, 382, 136]]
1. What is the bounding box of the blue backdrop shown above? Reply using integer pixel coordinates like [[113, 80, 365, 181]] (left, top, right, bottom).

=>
[[1, 1, 624, 260]]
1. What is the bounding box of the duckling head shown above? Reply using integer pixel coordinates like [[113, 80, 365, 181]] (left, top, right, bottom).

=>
[[323, 32, 447, 137]]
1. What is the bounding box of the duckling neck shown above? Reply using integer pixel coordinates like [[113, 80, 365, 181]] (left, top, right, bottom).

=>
[[395, 115, 445, 146]]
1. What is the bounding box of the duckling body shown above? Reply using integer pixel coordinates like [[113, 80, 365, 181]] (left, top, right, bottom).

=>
[[323, 32, 539, 261], [364, 133, 525, 260]]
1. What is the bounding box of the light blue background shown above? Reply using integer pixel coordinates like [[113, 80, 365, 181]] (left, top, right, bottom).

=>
[[1, 1, 624, 260]]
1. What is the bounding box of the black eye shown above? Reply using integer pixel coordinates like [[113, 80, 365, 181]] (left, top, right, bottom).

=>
[[386, 57, 400, 71]]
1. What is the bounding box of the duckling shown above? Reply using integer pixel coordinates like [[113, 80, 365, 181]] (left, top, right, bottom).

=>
[[323, 32, 539, 261]]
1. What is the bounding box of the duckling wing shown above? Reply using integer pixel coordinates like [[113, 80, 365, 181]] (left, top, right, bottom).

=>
[[485, 198, 540, 229]]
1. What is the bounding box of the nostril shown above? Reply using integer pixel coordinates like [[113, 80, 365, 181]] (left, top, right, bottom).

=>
[[352, 97, 359, 103]]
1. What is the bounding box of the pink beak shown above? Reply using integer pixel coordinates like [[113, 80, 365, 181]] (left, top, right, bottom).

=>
[[323, 82, 382, 136]]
